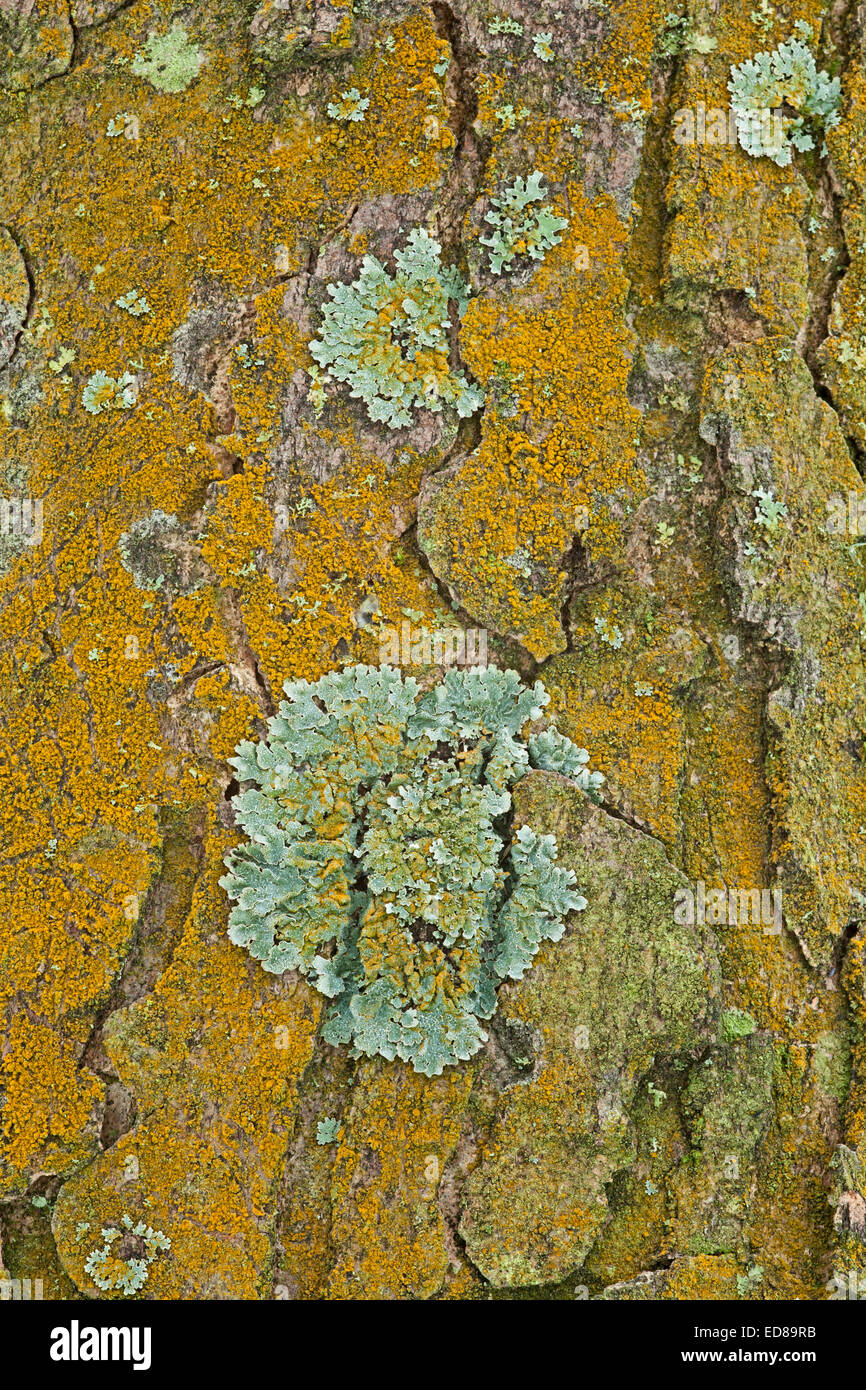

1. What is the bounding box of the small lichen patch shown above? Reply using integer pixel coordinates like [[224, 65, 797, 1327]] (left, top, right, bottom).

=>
[[308, 228, 484, 429], [115, 289, 152, 318], [131, 24, 205, 95], [480, 172, 569, 276], [326, 88, 369, 123], [81, 370, 137, 414], [83, 1214, 171, 1297]]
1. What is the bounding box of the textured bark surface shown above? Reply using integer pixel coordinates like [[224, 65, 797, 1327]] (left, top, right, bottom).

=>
[[1, 0, 865, 1301]]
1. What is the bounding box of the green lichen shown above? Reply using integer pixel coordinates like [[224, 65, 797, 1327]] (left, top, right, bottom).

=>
[[316, 1117, 340, 1144], [527, 728, 604, 791], [81, 370, 137, 414], [131, 24, 205, 95], [106, 113, 137, 137], [657, 13, 717, 59], [720, 1007, 758, 1042], [752, 487, 788, 533], [326, 88, 369, 122], [532, 32, 555, 63], [736, 1264, 764, 1296], [115, 289, 152, 317], [728, 31, 841, 166], [593, 615, 624, 649], [308, 228, 484, 429], [830, 1143, 864, 1195], [220, 665, 598, 1076], [83, 1214, 171, 1297], [813, 1031, 850, 1104], [488, 16, 524, 36], [480, 172, 568, 275], [494, 104, 529, 130]]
